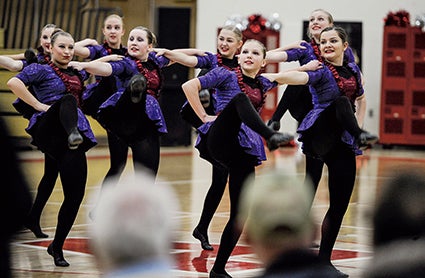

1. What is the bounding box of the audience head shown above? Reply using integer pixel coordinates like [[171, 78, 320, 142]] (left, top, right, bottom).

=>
[[238, 170, 315, 265], [373, 167, 425, 247], [364, 167, 425, 278], [89, 170, 179, 274]]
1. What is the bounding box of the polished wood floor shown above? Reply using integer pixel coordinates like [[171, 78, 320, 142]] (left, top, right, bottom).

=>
[[9, 138, 425, 278]]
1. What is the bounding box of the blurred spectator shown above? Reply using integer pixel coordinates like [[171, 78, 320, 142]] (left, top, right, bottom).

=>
[[89, 170, 180, 277], [0, 117, 32, 278], [238, 170, 343, 277], [364, 167, 425, 278]]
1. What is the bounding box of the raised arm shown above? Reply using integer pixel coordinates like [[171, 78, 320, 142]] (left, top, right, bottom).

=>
[[7, 77, 49, 111], [181, 78, 216, 123]]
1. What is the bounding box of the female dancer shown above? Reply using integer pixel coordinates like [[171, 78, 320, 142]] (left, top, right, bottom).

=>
[[266, 9, 358, 190], [181, 39, 301, 278], [0, 24, 59, 239], [0, 23, 54, 71], [262, 26, 377, 277], [74, 14, 131, 191], [71, 26, 170, 180], [7, 30, 97, 267], [160, 25, 244, 251]]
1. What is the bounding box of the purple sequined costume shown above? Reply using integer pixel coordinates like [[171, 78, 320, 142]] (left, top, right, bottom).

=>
[[88, 52, 169, 142], [14, 63, 97, 153], [285, 43, 364, 154], [195, 66, 277, 165]]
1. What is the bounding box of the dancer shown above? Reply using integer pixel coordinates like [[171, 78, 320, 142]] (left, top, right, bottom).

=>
[[262, 26, 378, 277], [181, 39, 300, 278], [266, 9, 358, 189], [74, 14, 132, 193], [7, 30, 97, 267], [0, 24, 59, 239], [70, 26, 170, 180], [159, 25, 243, 251], [0, 23, 54, 71]]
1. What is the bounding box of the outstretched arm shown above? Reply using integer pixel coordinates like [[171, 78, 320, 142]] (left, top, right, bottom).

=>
[[7, 77, 49, 111], [262, 70, 309, 85], [153, 48, 200, 67], [266, 40, 306, 63], [74, 38, 99, 59], [0, 56, 24, 71], [69, 60, 113, 76]]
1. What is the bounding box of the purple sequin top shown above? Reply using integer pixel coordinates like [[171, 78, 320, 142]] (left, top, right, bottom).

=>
[[14, 63, 97, 146], [288, 44, 365, 151], [196, 67, 277, 165], [97, 52, 170, 134]]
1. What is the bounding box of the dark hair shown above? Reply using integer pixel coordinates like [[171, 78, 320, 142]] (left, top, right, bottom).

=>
[[320, 26, 349, 44], [132, 26, 157, 46]]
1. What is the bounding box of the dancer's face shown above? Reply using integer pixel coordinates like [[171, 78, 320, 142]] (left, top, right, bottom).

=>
[[127, 29, 151, 61], [39, 27, 55, 54], [320, 30, 348, 65], [217, 29, 242, 59], [238, 40, 266, 76], [103, 16, 124, 47], [308, 10, 333, 42], [50, 34, 75, 68]]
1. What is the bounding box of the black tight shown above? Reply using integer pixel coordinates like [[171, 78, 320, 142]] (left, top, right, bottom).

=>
[[27, 155, 59, 225], [203, 93, 273, 273], [302, 96, 362, 157], [195, 165, 228, 235], [33, 95, 79, 158], [101, 130, 160, 189], [52, 150, 87, 252], [271, 84, 313, 123], [30, 94, 88, 253], [306, 142, 356, 262]]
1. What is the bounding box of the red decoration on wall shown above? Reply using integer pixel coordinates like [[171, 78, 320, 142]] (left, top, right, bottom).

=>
[[384, 10, 410, 27], [247, 14, 267, 34]]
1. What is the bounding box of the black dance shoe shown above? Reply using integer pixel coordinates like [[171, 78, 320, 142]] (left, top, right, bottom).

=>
[[210, 269, 232, 278], [47, 244, 70, 267], [24, 49, 38, 65], [329, 264, 349, 277], [267, 119, 281, 131], [25, 221, 48, 238], [193, 227, 213, 251], [266, 132, 294, 151], [356, 131, 378, 150], [128, 74, 147, 103], [68, 128, 83, 150]]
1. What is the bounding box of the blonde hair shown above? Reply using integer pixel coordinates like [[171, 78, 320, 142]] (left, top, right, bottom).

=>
[[220, 24, 243, 42], [103, 14, 124, 27]]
